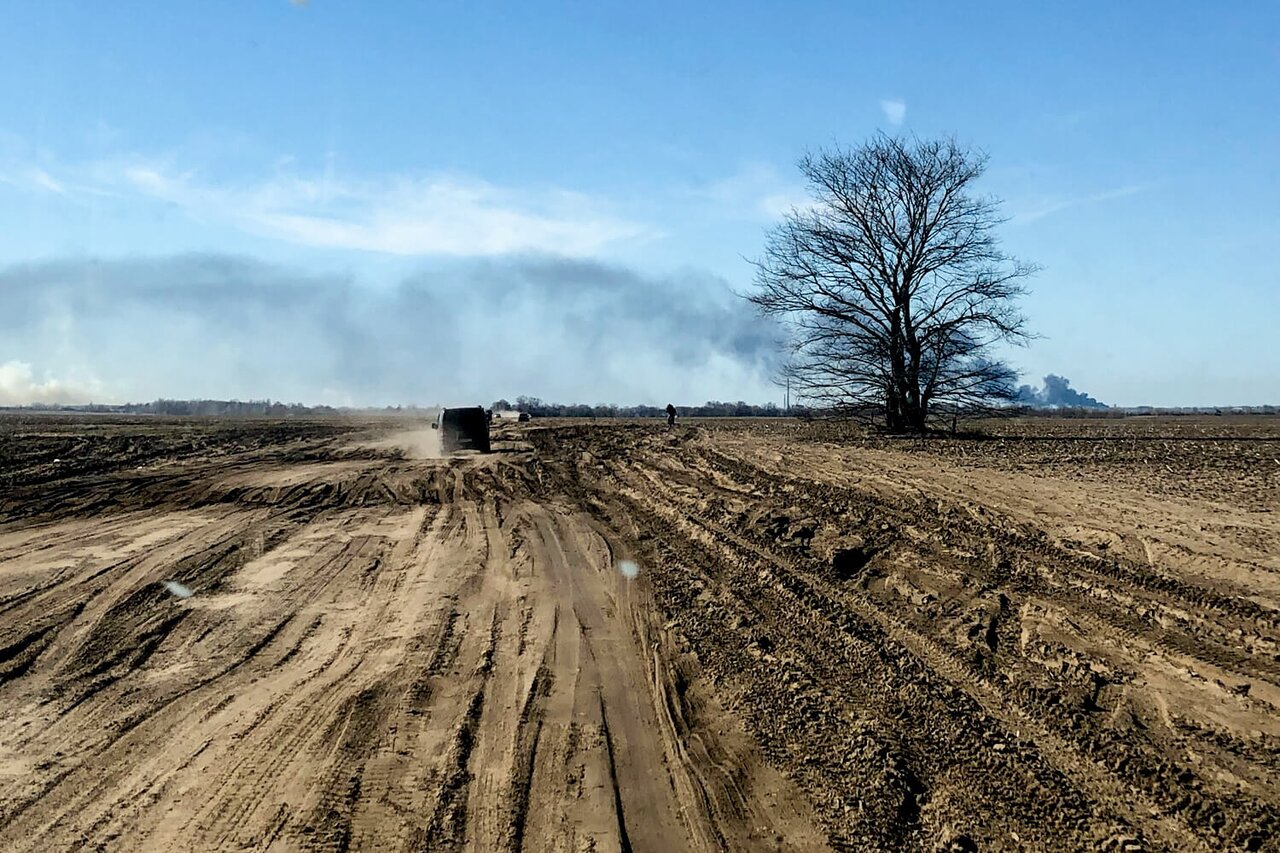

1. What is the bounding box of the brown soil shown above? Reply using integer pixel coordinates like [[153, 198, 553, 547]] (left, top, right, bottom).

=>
[[1, 414, 1276, 852]]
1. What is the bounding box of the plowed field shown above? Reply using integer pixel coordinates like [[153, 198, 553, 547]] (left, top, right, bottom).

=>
[[1, 415, 1276, 852]]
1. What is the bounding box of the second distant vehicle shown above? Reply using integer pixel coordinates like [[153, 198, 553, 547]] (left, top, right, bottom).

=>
[[431, 406, 491, 453]]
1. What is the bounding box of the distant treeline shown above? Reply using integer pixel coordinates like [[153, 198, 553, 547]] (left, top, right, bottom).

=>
[[500, 398, 1280, 419], [1012, 405, 1280, 417], [16, 399, 427, 417], [5, 398, 1276, 419], [496, 398, 799, 418], [124, 399, 342, 416]]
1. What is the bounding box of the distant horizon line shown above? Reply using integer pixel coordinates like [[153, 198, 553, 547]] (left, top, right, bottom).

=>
[[3, 399, 1278, 416]]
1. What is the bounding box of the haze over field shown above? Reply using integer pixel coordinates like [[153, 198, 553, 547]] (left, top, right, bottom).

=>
[[1, 1, 1276, 406], [0, 255, 775, 407]]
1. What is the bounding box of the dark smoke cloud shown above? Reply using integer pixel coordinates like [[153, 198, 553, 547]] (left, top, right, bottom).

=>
[[1016, 374, 1107, 409], [0, 253, 780, 406]]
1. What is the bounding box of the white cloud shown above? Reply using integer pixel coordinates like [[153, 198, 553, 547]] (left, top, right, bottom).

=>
[[0, 161, 122, 203], [122, 166, 181, 196], [111, 165, 649, 256], [0, 360, 106, 406], [690, 162, 813, 220], [1012, 184, 1146, 224], [757, 191, 813, 218], [30, 168, 68, 196], [7, 155, 651, 257], [880, 99, 907, 126]]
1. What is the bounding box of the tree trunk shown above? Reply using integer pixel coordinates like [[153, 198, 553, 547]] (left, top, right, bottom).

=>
[[903, 301, 926, 433], [888, 312, 909, 432], [905, 405, 927, 433], [885, 388, 902, 431]]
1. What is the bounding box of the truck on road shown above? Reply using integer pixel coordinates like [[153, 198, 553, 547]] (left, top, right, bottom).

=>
[[432, 406, 491, 453]]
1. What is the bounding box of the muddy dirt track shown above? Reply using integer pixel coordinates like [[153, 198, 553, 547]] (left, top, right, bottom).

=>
[[0, 415, 1277, 851]]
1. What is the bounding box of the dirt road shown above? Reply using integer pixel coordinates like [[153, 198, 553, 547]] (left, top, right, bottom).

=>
[[0, 416, 1276, 851], [0, 421, 821, 852]]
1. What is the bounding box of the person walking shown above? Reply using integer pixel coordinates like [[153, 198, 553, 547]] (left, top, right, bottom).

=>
[[665, 403, 677, 429]]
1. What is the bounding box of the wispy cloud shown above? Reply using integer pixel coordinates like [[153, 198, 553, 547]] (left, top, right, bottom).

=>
[[689, 162, 812, 220], [880, 99, 907, 126], [9, 156, 652, 257], [29, 168, 69, 196], [1012, 184, 1146, 224], [120, 166, 650, 256], [0, 161, 122, 203]]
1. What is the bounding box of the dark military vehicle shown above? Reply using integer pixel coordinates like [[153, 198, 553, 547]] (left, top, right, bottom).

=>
[[431, 406, 491, 453]]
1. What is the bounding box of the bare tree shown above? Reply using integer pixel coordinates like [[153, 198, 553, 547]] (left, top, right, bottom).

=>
[[750, 135, 1036, 433]]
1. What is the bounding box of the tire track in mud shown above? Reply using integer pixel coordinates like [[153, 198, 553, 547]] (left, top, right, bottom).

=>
[[505, 659, 552, 853], [420, 606, 501, 852], [598, 691, 636, 853], [670, 473, 1198, 840], [683, 442, 1280, 849], [532, 424, 1279, 851], [3, 425, 824, 852], [0, 526, 395, 844], [1, 480, 453, 848], [530, 508, 692, 849], [27, 419, 1244, 851], [699, 437, 1280, 685], [176, 511, 476, 849], [609, 469, 1098, 849]]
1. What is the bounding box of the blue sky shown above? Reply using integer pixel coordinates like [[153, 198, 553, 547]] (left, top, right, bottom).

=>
[[1, 1, 1276, 406]]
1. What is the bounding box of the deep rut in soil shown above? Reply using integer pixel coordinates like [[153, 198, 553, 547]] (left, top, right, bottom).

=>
[[0, 427, 821, 852], [528, 423, 1279, 851]]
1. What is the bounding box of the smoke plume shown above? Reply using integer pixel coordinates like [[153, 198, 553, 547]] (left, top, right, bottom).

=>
[[0, 360, 102, 406], [1016, 374, 1107, 409], [0, 253, 779, 406]]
